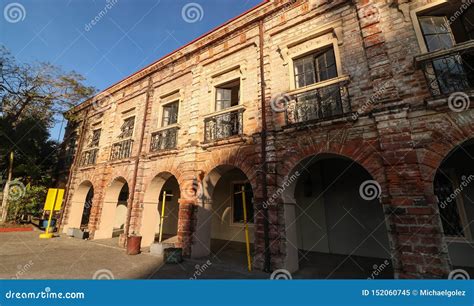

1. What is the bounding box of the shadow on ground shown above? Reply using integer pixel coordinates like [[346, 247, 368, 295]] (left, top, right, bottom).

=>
[[2, 232, 470, 280]]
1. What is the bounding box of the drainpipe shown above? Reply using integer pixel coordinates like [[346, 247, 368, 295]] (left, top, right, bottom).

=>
[[258, 20, 271, 273], [123, 76, 153, 241], [58, 105, 92, 231]]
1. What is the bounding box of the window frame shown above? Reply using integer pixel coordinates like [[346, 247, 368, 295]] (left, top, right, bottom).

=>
[[118, 116, 135, 140], [410, 0, 464, 54], [439, 170, 473, 242], [214, 79, 241, 112], [288, 39, 342, 91], [88, 128, 102, 148], [161, 100, 180, 127], [418, 15, 456, 52], [293, 46, 338, 89]]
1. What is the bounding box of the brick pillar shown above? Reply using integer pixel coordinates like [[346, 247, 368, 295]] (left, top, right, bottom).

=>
[[176, 199, 195, 256], [86, 193, 103, 240], [177, 176, 198, 257], [374, 109, 451, 278]]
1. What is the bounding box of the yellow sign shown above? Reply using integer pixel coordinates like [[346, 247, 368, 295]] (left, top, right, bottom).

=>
[[43, 188, 64, 211], [40, 188, 65, 239]]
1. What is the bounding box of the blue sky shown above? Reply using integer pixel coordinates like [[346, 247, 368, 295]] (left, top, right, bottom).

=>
[[1, 0, 262, 140]]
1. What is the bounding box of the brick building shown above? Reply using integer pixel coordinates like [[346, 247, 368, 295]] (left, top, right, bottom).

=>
[[58, 0, 474, 279]]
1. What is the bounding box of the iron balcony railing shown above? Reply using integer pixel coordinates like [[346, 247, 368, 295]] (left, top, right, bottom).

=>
[[110, 139, 133, 161], [204, 108, 244, 142], [416, 41, 474, 97], [79, 148, 99, 167], [285, 79, 351, 125], [150, 126, 178, 152]]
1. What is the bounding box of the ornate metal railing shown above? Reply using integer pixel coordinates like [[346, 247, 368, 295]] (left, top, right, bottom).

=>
[[110, 139, 133, 161], [416, 41, 474, 97], [204, 109, 243, 142], [285, 79, 351, 125], [79, 148, 99, 167], [150, 126, 178, 152]]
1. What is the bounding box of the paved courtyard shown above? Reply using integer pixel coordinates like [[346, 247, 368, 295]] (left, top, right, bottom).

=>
[[0, 231, 401, 279], [0, 231, 269, 279]]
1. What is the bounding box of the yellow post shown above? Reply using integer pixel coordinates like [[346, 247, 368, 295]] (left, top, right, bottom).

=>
[[158, 191, 167, 243], [241, 185, 252, 272], [39, 189, 59, 239]]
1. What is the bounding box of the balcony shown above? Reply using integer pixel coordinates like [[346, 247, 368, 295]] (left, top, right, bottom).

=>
[[416, 40, 474, 97], [110, 139, 133, 161], [204, 108, 243, 142], [150, 126, 178, 152], [79, 148, 98, 167], [285, 78, 351, 125]]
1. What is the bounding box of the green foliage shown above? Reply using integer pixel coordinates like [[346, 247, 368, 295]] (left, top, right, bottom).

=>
[[0, 44, 96, 222], [0, 117, 57, 181], [7, 181, 47, 222], [0, 45, 97, 127]]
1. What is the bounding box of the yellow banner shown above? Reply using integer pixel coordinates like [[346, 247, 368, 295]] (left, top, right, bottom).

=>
[[43, 188, 65, 211]]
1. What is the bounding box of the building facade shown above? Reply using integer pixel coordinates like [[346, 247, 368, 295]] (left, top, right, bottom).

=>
[[59, 0, 474, 279]]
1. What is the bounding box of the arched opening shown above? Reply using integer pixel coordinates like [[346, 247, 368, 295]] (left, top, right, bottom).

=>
[[433, 139, 474, 274], [141, 172, 181, 247], [95, 177, 128, 240], [283, 154, 392, 279], [81, 187, 94, 229], [194, 165, 255, 270], [113, 183, 129, 237], [62, 181, 94, 233]]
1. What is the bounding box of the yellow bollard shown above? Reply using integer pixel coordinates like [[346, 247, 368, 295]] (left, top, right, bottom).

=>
[[241, 185, 252, 272], [158, 191, 167, 243], [158, 191, 174, 243]]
